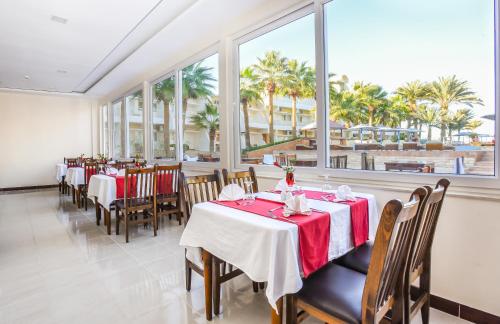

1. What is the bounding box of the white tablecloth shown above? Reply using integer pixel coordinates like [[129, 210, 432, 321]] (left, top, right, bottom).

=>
[[56, 163, 67, 182], [179, 186, 378, 311], [87, 175, 117, 210], [65, 167, 84, 187]]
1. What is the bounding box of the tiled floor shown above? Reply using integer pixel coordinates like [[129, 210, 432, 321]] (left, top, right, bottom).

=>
[[0, 189, 470, 324]]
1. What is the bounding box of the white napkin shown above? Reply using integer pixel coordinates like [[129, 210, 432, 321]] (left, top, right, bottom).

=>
[[336, 185, 356, 201], [106, 167, 118, 175], [275, 179, 288, 191], [117, 169, 126, 176], [219, 184, 245, 201], [284, 194, 311, 216]]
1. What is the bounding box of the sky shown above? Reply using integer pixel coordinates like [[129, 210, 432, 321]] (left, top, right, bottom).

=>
[[239, 0, 496, 136]]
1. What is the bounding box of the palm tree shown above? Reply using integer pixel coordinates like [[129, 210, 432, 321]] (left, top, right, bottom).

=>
[[279, 59, 315, 136], [330, 90, 364, 128], [447, 108, 474, 138], [375, 95, 410, 128], [427, 75, 483, 142], [352, 82, 388, 126], [182, 62, 216, 129], [415, 105, 440, 141], [240, 67, 263, 149], [153, 77, 175, 158], [465, 119, 483, 132], [395, 80, 429, 128], [190, 101, 220, 153], [253, 51, 288, 143]]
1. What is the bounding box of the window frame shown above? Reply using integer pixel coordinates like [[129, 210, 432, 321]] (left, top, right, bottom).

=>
[[229, 0, 500, 188]]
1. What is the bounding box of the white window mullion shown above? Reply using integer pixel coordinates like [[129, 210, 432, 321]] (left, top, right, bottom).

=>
[[124, 97, 129, 158], [176, 69, 183, 162], [314, 0, 327, 170]]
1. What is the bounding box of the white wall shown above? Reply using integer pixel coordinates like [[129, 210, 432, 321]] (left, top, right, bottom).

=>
[[0, 90, 98, 188]]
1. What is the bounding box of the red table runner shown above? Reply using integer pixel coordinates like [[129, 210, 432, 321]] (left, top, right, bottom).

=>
[[275, 190, 368, 248], [212, 198, 330, 277]]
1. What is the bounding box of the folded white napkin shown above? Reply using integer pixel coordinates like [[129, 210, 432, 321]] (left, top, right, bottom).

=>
[[106, 167, 118, 175], [219, 184, 245, 201], [117, 169, 126, 176], [336, 185, 356, 201], [275, 178, 288, 191], [284, 194, 311, 216]]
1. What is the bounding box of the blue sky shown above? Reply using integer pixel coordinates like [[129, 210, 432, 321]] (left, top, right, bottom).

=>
[[239, 0, 496, 135]]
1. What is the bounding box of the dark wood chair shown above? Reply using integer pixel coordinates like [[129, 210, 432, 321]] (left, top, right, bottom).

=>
[[361, 152, 375, 171], [221, 167, 258, 193], [115, 160, 136, 170], [63, 158, 79, 195], [405, 179, 450, 324], [182, 171, 248, 316], [330, 155, 348, 169], [288, 191, 426, 324], [78, 161, 98, 210], [115, 167, 157, 243], [155, 163, 183, 227], [335, 180, 449, 324]]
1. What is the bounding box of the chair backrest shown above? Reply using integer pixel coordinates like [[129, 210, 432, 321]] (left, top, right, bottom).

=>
[[330, 155, 348, 169], [84, 161, 98, 186], [181, 171, 221, 223], [66, 158, 79, 168], [361, 153, 375, 170], [221, 167, 258, 193], [274, 153, 296, 166], [116, 160, 136, 170], [123, 167, 156, 210], [409, 179, 450, 277], [361, 187, 428, 323], [155, 163, 182, 196]]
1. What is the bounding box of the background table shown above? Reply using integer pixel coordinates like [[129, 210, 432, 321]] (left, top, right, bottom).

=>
[[179, 186, 378, 318], [65, 167, 84, 187], [55, 163, 67, 182]]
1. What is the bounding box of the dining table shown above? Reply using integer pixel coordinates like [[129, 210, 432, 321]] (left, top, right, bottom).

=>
[[64, 167, 84, 204], [179, 186, 378, 322], [55, 163, 68, 183]]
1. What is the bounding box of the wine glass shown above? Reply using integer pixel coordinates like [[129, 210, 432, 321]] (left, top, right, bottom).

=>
[[242, 180, 255, 206]]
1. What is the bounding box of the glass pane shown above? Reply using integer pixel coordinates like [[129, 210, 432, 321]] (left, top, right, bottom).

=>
[[152, 75, 177, 160], [238, 14, 317, 167], [112, 100, 124, 158], [102, 105, 109, 157], [182, 54, 220, 162], [126, 90, 144, 158], [325, 0, 495, 175]]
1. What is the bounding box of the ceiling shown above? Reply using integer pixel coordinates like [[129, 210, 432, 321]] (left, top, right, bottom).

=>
[[0, 0, 302, 96], [0, 0, 198, 93]]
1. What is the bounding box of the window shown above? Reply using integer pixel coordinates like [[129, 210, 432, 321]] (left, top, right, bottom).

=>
[[125, 90, 144, 158], [152, 75, 177, 160], [111, 100, 124, 158], [102, 105, 109, 157], [238, 13, 317, 167], [181, 54, 220, 162], [325, 0, 496, 175]]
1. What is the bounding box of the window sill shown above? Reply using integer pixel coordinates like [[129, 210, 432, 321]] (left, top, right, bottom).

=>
[[238, 164, 500, 202]]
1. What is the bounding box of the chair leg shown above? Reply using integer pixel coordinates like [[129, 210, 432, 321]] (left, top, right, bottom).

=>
[[84, 195, 88, 211], [125, 215, 129, 243], [286, 295, 296, 324], [185, 259, 192, 291], [76, 189, 81, 208], [72, 186, 75, 203], [420, 256, 431, 324], [252, 282, 259, 293], [153, 210, 157, 237], [213, 259, 221, 315], [95, 199, 101, 225], [115, 208, 120, 235]]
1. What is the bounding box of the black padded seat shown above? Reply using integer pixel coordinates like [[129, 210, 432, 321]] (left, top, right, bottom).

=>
[[116, 198, 151, 209], [334, 241, 373, 274], [297, 264, 365, 324]]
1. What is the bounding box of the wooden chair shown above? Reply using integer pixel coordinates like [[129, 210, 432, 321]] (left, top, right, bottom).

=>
[[182, 171, 248, 316], [221, 167, 258, 193], [330, 155, 348, 169], [288, 191, 426, 324], [78, 161, 98, 210], [361, 152, 375, 171], [115, 160, 136, 170], [63, 158, 79, 195], [335, 180, 449, 324], [115, 167, 157, 243], [404, 179, 450, 324], [155, 163, 183, 227]]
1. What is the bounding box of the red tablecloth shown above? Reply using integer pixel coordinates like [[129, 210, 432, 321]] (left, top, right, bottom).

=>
[[213, 198, 330, 277], [275, 190, 369, 248]]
